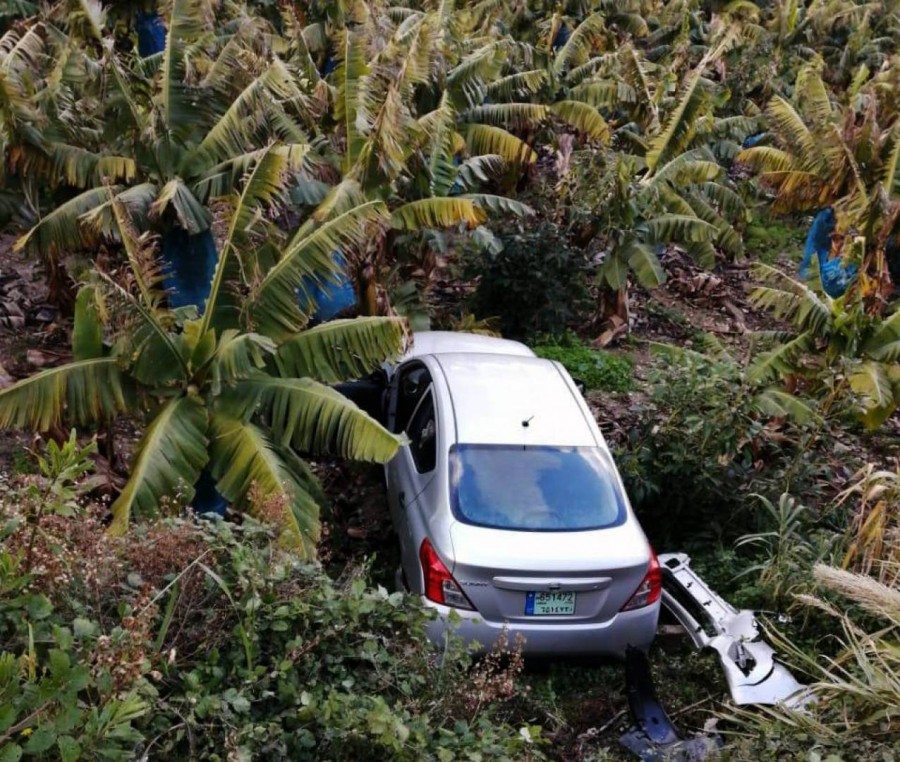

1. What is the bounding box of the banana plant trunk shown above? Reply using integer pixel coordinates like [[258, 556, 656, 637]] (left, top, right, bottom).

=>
[[596, 285, 630, 346], [359, 265, 378, 316], [356, 228, 394, 317]]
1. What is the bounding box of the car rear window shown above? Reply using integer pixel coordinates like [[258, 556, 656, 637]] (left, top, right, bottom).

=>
[[449, 444, 626, 531]]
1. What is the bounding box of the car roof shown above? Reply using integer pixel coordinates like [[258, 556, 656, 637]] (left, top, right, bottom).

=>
[[401, 331, 535, 361], [434, 353, 598, 447]]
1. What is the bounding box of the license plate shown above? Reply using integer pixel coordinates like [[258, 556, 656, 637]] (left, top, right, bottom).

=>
[[525, 591, 576, 616]]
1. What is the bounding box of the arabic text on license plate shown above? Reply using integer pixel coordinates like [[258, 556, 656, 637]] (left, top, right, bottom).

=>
[[525, 591, 576, 616]]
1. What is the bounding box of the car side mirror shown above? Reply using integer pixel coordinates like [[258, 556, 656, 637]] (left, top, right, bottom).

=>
[[573, 378, 587, 395]]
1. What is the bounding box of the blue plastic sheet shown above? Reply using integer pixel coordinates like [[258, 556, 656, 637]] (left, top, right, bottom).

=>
[[552, 23, 570, 50], [300, 251, 356, 322], [799, 208, 835, 278], [741, 132, 766, 148], [161, 228, 218, 310], [192, 469, 228, 517], [887, 234, 899, 284], [136, 10, 166, 57], [800, 208, 857, 297]]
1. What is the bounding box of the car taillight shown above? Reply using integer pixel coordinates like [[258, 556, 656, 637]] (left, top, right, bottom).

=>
[[621, 548, 662, 611], [419, 539, 474, 611]]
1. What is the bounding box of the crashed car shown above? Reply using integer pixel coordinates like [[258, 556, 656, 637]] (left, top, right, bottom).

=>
[[376, 331, 661, 656]]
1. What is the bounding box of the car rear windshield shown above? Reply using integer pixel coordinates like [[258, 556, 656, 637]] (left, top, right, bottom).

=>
[[449, 444, 626, 531]]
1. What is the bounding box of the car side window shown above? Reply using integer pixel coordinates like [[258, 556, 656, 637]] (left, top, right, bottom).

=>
[[393, 365, 431, 434], [407, 391, 437, 474]]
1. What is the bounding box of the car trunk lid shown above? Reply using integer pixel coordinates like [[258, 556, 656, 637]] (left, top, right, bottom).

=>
[[448, 520, 651, 624]]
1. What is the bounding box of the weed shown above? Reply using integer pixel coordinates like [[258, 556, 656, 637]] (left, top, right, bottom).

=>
[[532, 332, 633, 392], [11, 447, 32, 476], [744, 215, 807, 265]]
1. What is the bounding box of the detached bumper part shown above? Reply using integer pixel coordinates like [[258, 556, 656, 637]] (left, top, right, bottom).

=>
[[658, 552, 807, 707], [620, 647, 722, 761]]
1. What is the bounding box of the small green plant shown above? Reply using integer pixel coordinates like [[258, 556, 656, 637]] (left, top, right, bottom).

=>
[[532, 333, 633, 392], [14, 430, 97, 572], [735, 493, 816, 606], [26, 430, 97, 519]]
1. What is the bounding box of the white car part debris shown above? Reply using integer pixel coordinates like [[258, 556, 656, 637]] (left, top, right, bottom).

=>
[[658, 552, 809, 707]]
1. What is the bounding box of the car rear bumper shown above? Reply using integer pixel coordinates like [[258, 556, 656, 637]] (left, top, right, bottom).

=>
[[423, 600, 659, 657]]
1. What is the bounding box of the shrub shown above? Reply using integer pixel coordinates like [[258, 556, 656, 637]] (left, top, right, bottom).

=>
[[0, 479, 542, 761], [467, 223, 591, 340], [615, 348, 831, 550], [532, 332, 633, 392]]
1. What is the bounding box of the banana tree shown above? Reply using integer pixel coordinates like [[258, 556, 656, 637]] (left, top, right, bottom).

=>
[[0, 150, 407, 558], [738, 64, 900, 309], [749, 262, 900, 428], [16, 0, 322, 311], [0, 21, 45, 229], [306, 10, 534, 317], [577, 28, 748, 333]]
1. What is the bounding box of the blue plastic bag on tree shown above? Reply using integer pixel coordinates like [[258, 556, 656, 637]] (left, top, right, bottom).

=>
[[300, 250, 357, 323], [161, 228, 218, 310], [741, 132, 766, 148], [800, 208, 857, 297], [799, 208, 836, 278], [136, 10, 166, 57]]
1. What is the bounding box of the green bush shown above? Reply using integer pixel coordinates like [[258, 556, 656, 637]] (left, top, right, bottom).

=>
[[616, 349, 831, 551], [532, 333, 633, 392], [0, 500, 543, 761], [467, 223, 591, 340]]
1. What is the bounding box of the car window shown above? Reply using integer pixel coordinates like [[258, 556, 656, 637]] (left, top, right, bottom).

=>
[[407, 391, 437, 473], [393, 365, 431, 434], [448, 445, 626, 531]]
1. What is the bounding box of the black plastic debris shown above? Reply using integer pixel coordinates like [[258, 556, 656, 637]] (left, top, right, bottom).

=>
[[619, 647, 722, 761]]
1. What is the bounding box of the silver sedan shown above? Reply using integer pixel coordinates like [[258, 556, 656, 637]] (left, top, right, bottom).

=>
[[383, 332, 660, 657]]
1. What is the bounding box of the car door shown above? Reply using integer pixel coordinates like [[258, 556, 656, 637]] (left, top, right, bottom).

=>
[[385, 363, 437, 586]]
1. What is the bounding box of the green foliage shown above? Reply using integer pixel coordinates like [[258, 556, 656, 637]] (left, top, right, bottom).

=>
[[468, 223, 591, 339], [734, 493, 836, 606], [0, 646, 147, 762], [532, 333, 633, 392], [750, 264, 900, 428], [743, 217, 807, 265], [24, 431, 96, 519], [616, 345, 826, 548], [0, 179, 409, 556], [0, 508, 541, 761]]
